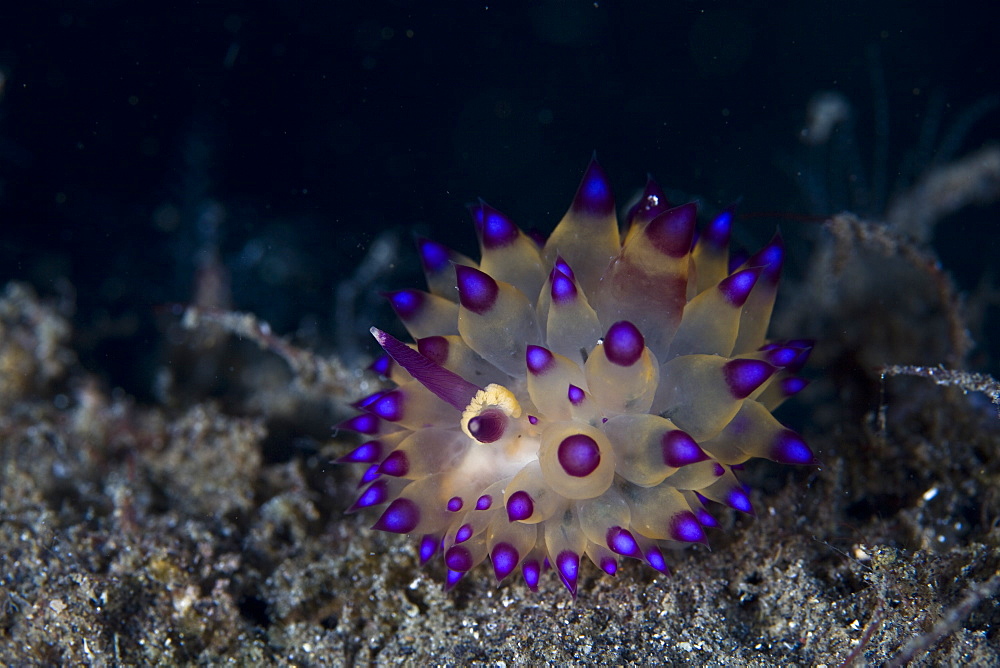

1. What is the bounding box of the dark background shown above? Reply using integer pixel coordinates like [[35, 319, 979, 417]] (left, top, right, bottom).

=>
[[1, 1, 996, 398]]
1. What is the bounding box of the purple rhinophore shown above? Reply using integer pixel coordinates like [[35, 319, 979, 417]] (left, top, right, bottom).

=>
[[349, 480, 388, 512], [366, 390, 405, 422], [447, 496, 464, 512], [770, 430, 816, 465], [661, 430, 710, 468], [455, 265, 499, 314], [718, 267, 761, 307], [384, 289, 424, 322], [337, 439, 383, 464], [377, 450, 409, 477], [567, 384, 586, 406], [606, 526, 641, 557], [445, 545, 474, 572], [669, 511, 707, 544], [645, 202, 697, 258], [467, 408, 508, 444], [491, 542, 520, 581], [526, 345, 555, 375], [475, 494, 492, 510], [506, 491, 534, 521], [557, 434, 601, 477], [373, 498, 421, 533], [571, 155, 615, 217], [416, 237, 451, 274], [416, 336, 450, 365], [455, 523, 473, 544], [419, 534, 438, 564], [521, 559, 541, 591], [702, 205, 735, 250], [549, 268, 578, 304], [471, 201, 520, 249], [603, 321, 644, 367], [723, 358, 777, 399], [371, 327, 481, 412], [555, 550, 580, 596]]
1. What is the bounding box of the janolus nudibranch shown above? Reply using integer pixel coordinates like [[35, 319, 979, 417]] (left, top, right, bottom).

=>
[[339, 157, 815, 595]]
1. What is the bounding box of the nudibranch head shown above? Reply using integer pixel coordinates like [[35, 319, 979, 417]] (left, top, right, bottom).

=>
[[340, 157, 815, 595]]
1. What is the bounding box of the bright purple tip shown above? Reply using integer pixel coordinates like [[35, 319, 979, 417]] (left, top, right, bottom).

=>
[[506, 491, 534, 521], [748, 232, 784, 283], [770, 430, 816, 465], [553, 255, 575, 279], [337, 413, 382, 435], [557, 434, 601, 477], [373, 498, 420, 533], [695, 507, 720, 528], [416, 336, 450, 365], [472, 201, 520, 249], [455, 265, 499, 314], [447, 496, 463, 512], [762, 345, 799, 368], [626, 175, 670, 227], [645, 546, 670, 575], [645, 202, 697, 258], [726, 486, 755, 515], [603, 321, 644, 366], [712, 462, 725, 477], [528, 415, 539, 425], [366, 390, 404, 422], [723, 359, 777, 399], [669, 511, 707, 544], [526, 345, 555, 375], [349, 480, 388, 512], [780, 377, 809, 397], [337, 439, 383, 464], [455, 523, 473, 544], [445, 545, 474, 572], [419, 534, 438, 564], [445, 569, 464, 590], [661, 430, 710, 468], [549, 268, 578, 304], [606, 526, 642, 557], [416, 237, 452, 274], [384, 289, 424, 322], [718, 267, 761, 307], [555, 550, 580, 595], [359, 464, 380, 485], [467, 408, 508, 443], [572, 156, 614, 217], [369, 354, 393, 377], [377, 450, 409, 477], [476, 494, 492, 510], [371, 327, 481, 412], [703, 206, 735, 250], [600, 557, 618, 576], [491, 542, 520, 581], [567, 384, 586, 406], [522, 560, 541, 591]]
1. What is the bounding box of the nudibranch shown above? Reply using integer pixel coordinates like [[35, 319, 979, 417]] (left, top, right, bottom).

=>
[[339, 157, 815, 595]]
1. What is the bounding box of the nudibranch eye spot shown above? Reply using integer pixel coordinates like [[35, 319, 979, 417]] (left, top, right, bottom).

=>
[[341, 157, 816, 595]]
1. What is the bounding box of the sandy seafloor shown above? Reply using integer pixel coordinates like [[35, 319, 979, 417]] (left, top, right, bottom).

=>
[[2, 4, 1000, 666]]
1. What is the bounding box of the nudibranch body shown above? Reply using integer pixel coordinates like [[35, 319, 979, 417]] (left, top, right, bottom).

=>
[[340, 158, 815, 595]]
